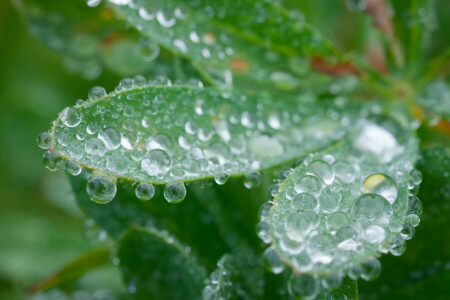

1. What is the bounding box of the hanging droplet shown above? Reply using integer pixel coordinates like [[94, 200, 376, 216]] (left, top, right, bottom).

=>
[[60, 107, 81, 127], [352, 194, 393, 226], [214, 173, 228, 185], [164, 182, 186, 203], [86, 176, 117, 204], [37, 132, 52, 149], [287, 274, 320, 299], [262, 246, 285, 274], [43, 150, 63, 171], [306, 160, 334, 185], [362, 174, 397, 204], [244, 171, 261, 189], [360, 257, 381, 281], [65, 160, 82, 176], [135, 182, 155, 201]]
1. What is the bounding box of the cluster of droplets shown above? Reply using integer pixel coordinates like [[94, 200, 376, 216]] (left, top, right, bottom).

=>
[[39, 77, 358, 205], [256, 118, 422, 298], [105, 0, 337, 89], [202, 255, 237, 300]]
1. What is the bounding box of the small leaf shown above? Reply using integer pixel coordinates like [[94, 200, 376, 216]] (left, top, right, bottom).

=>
[[49, 84, 358, 187], [203, 254, 239, 300], [119, 226, 206, 300], [109, 0, 340, 89], [265, 115, 420, 280]]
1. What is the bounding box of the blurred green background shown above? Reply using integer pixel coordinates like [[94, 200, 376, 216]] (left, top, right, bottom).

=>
[[0, 0, 449, 299]]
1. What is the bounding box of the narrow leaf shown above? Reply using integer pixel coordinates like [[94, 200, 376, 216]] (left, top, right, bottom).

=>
[[203, 254, 239, 300], [265, 115, 420, 281], [109, 0, 340, 89], [119, 226, 206, 300]]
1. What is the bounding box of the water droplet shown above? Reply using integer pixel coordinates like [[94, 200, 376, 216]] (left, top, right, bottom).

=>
[[362, 174, 397, 204], [60, 107, 81, 127], [98, 128, 121, 150], [333, 161, 355, 183], [37, 132, 52, 149], [319, 193, 339, 213], [322, 272, 343, 289], [85, 138, 107, 156], [121, 132, 138, 150], [405, 214, 420, 227], [294, 175, 322, 197], [139, 38, 160, 61], [258, 203, 273, 222], [262, 246, 285, 274], [86, 176, 117, 204], [135, 182, 155, 201], [326, 212, 351, 233], [407, 194, 423, 215], [164, 182, 186, 203], [400, 223, 415, 240], [244, 171, 261, 189], [363, 224, 385, 243], [214, 173, 228, 185], [248, 135, 283, 158], [291, 193, 318, 211], [409, 169, 423, 185], [141, 149, 172, 176], [360, 257, 381, 281], [352, 194, 393, 226], [306, 160, 334, 185], [43, 150, 63, 171], [307, 233, 336, 264], [285, 212, 311, 242], [88, 86, 107, 100], [389, 234, 406, 256], [156, 8, 176, 27], [66, 160, 82, 176], [256, 221, 272, 243], [288, 274, 319, 299]]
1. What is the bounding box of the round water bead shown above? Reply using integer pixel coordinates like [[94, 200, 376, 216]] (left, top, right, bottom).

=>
[[37, 132, 52, 149], [262, 246, 285, 274], [258, 203, 273, 222], [66, 160, 82, 176], [400, 223, 415, 240], [164, 182, 186, 204], [88, 86, 107, 100], [404, 214, 420, 227], [85, 138, 107, 156], [291, 193, 318, 211], [352, 194, 393, 226], [360, 257, 382, 281], [43, 150, 63, 171], [214, 173, 228, 185], [407, 194, 423, 215], [266, 184, 280, 201], [285, 212, 311, 242], [99, 128, 121, 150], [326, 212, 351, 233], [409, 169, 423, 186], [135, 182, 155, 201], [362, 174, 397, 204], [389, 235, 406, 256], [244, 171, 261, 189], [306, 233, 336, 264], [287, 274, 320, 299], [141, 149, 172, 176], [294, 175, 322, 197], [60, 107, 81, 127], [86, 176, 117, 204], [306, 160, 334, 185], [322, 272, 343, 289], [256, 221, 272, 244]]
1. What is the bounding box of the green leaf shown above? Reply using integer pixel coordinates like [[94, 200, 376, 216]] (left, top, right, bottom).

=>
[[26, 247, 111, 293], [316, 277, 358, 300], [264, 115, 420, 281], [49, 85, 358, 187], [203, 254, 239, 300], [109, 0, 340, 89], [118, 226, 206, 300]]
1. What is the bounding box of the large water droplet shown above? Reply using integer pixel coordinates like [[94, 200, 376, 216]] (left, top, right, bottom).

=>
[[86, 176, 117, 204], [43, 150, 63, 171], [60, 107, 81, 127], [362, 174, 397, 204], [37, 132, 52, 149], [294, 175, 322, 197], [98, 128, 121, 150], [262, 246, 285, 274], [135, 182, 155, 201], [352, 194, 393, 226], [287, 274, 320, 299], [141, 149, 172, 176], [164, 182, 186, 203], [88, 86, 107, 100]]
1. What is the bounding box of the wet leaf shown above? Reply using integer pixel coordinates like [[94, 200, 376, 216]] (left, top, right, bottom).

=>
[[265, 115, 420, 282], [119, 226, 206, 300], [49, 84, 360, 186], [203, 254, 239, 300], [109, 0, 340, 89]]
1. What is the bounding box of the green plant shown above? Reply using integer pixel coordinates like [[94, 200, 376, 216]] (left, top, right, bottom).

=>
[[20, 0, 449, 299]]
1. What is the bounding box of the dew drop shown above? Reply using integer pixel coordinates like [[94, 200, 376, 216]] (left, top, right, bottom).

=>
[[60, 107, 81, 127], [360, 257, 382, 281], [214, 173, 228, 185], [263, 246, 285, 274], [400, 223, 415, 240], [326, 212, 351, 233], [141, 149, 172, 176], [306, 160, 334, 185], [85, 138, 107, 156], [65, 160, 82, 176], [291, 193, 318, 211], [86, 176, 117, 204], [98, 128, 121, 150], [37, 132, 52, 149], [362, 174, 397, 204], [164, 182, 186, 204], [135, 182, 155, 201], [333, 161, 355, 183], [294, 175, 322, 197], [363, 224, 385, 243], [156, 9, 176, 27], [287, 274, 319, 299], [43, 150, 63, 171], [244, 171, 261, 189], [352, 194, 393, 226], [88, 86, 107, 100]]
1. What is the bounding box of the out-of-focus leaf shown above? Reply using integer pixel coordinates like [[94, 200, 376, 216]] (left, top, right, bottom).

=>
[[316, 277, 358, 300], [109, 0, 341, 90], [118, 226, 206, 300], [417, 81, 450, 121], [26, 247, 111, 293], [266, 115, 419, 279], [49, 84, 359, 185], [202, 254, 239, 300]]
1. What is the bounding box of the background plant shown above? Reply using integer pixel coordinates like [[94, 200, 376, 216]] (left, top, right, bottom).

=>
[[0, 0, 449, 299]]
